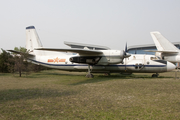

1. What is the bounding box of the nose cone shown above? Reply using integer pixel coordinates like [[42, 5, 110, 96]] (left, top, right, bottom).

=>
[[167, 61, 176, 71]]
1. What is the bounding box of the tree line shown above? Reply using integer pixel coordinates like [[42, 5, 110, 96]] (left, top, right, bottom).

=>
[[0, 47, 48, 77]]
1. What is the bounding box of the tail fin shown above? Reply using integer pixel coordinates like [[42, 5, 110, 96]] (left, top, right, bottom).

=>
[[150, 31, 179, 51], [26, 26, 43, 53]]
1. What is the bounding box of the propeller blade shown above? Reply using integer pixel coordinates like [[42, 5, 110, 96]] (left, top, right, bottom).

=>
[[125, 42, 127, 53], [123, 42, 131, 58], [124, 52, 131, 58]]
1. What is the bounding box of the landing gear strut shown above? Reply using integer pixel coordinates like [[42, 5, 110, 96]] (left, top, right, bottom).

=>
[[86, 64, 94, 78], [152, 73, 159, 78]]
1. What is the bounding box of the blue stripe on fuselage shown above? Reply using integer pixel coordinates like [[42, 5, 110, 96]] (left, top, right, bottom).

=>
[[29, 59, 166, 68]]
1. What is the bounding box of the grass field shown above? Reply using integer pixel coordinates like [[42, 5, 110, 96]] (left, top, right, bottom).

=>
[[0, 70, 180, 120]]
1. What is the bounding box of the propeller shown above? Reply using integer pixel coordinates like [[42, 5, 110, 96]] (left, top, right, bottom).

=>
[[124, 42, 131, 72], [123, 42, 131, 58]]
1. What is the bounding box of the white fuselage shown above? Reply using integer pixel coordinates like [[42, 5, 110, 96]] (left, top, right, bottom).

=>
[[28, 51, 175, 73]]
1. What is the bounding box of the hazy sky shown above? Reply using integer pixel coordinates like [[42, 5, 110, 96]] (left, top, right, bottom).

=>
[[1, 0, 180, 50]]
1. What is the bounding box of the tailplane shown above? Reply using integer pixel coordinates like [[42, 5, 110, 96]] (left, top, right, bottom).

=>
[[26, 26, 43, 54]]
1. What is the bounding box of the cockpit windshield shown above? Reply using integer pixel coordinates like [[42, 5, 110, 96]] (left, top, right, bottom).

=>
[[150, 56, 160, 60]]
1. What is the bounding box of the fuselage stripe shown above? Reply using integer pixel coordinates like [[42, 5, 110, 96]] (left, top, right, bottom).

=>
[[29, 59, 166, 67]]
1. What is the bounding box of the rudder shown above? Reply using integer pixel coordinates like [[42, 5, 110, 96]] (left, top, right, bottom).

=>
[[26, 26, 43, 53]]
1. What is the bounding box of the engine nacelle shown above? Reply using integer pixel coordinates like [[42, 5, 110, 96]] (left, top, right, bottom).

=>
[[97, 50, 125, 65], [70, 50, 127, 65]]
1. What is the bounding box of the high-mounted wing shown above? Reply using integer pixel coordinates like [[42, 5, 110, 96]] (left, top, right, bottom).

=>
[[64, 41, 110, 50], [35, 48, 103, 54], [145, 50, 179, 54]]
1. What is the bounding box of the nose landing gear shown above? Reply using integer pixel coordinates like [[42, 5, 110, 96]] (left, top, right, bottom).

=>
[[86, 64, 94, 78]]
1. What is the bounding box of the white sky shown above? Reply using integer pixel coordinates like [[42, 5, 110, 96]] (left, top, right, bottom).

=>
[[1, 0, 180, 50]]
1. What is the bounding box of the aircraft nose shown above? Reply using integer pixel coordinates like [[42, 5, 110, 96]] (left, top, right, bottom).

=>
[[167, 61, 176, 71]]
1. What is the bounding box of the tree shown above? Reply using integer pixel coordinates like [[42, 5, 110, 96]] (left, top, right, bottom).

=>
[[0, 49, 13, 73], [7, 46, 49, 76], [11, 47, 29, 77]]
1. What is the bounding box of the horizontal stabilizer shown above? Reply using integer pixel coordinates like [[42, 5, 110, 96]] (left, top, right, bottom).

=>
[[35, 48, 103, 54], [7, 50, 35, 56]]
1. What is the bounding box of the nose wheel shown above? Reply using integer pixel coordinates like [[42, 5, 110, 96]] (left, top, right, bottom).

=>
[[86, 64, 94, 78], [152, 73, 159, 78]]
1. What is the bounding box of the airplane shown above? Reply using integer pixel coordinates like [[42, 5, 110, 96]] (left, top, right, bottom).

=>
[[8, 26, 176, 78], [150, 31, 180, 63]]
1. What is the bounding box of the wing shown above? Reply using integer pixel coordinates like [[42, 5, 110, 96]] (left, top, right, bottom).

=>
[[35, 48, 103, 54], [145, 50, 179, 54], [64, 41, 110, 50]]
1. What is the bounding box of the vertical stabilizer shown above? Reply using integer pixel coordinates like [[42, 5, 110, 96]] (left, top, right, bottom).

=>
[[26, 26, 43, 53], [150, 31, 179, 51]]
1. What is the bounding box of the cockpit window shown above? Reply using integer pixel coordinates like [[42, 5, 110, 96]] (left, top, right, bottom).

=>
[[150, 57, 159, 60], [157, 56, 161, 60]]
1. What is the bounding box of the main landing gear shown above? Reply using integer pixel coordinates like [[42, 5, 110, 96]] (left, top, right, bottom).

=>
[[86, 64, 94, 78], [152, 73, 159, 78], [104, 73, 110, 76]]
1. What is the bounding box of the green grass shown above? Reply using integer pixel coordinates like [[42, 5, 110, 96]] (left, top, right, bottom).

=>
[[0, 70, 180, 120]]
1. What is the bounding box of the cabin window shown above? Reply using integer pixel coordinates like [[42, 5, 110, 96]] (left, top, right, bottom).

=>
[[133, 56, 136, 59]]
